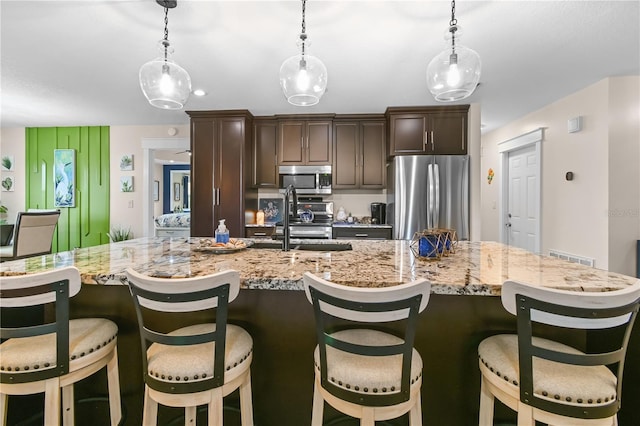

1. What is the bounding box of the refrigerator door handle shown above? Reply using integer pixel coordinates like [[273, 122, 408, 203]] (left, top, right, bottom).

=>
[[427, 163, 434, 229], [434, 163, 440, 229]]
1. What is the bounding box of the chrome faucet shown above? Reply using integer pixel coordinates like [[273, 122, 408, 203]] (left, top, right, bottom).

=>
[[283, 184, 298, 251]]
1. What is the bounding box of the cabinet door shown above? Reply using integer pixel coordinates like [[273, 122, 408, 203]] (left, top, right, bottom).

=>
[[428, 112, 468, 155], [190, 118, 216, 237], [217, 117, 246, 237], [388, 114, 427, 155], [360, 121, 386, 188], [253, 120, 278, 187], [278, 121, 305, 164], [333, 122, 359, 188], [306, 121, 332, 164]]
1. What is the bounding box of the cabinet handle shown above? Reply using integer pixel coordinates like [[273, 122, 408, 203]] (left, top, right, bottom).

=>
[[423, 131, 427, 149], [431, 131, 434, 151], [461, 122, 465, 150], [254, 232, 267, 236], [214, 188, 220, 205], [355, 233, 369, 237]]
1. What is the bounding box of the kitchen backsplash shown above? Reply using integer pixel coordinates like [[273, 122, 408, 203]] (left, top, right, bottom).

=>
[[257, 189, 387, 219]]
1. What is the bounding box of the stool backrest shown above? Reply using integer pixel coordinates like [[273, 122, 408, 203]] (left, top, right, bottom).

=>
[[12, 210, 61, 259], [501, 279, 640, 419], [125, 268, 240, 394], [0, 266, 82, 384], [303, 272, 431, 407]]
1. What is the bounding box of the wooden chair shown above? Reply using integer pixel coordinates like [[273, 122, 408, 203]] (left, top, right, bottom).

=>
[[125, 268, 254, 426], [0, 210, 60, 261], [302, 272, 431, 426], [0, 266, 122, 426], [478, 280, 640, 426]]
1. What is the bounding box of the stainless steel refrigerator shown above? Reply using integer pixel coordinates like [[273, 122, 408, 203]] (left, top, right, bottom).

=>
[[387, 155, 469, 240]]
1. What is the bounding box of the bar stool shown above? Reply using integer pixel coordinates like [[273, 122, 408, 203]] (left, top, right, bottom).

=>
[[302, 272, 431, 426], [0, 266, 122, 426], [478, 280, 640, 426], [125, 268, 254, 426]]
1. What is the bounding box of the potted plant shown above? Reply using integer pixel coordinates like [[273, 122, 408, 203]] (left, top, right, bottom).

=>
[[107, 225, 133, 242]]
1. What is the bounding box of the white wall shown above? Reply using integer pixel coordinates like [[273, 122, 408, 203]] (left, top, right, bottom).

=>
[[0, 127, 27, 218], [481, 77, 640, 275]]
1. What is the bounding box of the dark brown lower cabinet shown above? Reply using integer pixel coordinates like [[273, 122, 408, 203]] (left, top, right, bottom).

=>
[[332, 226, 392, 240]]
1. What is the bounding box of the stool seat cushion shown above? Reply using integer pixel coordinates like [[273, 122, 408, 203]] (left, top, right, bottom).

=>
[[314, 329, 422, 396], [0, 318, 118, 373], [147, 323, 252, 383], [478, 334, 617, 406]]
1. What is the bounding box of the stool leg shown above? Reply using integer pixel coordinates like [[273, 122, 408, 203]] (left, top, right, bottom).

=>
[[185, 406, 196, 426], [44, 378, 61, 426], [516, 401, 534, 426], [1, 392, 7, 426], [361, 407, 375, 426], [239, 370, 254, 426], [207, 388, 223, 426], [408, 392, 422, 426], [62, 384, 74, 426], [311, 381, 324, 426], [106, 347, 122, 426], [479, 375, 494, 426], [142, 386, 158, 426]]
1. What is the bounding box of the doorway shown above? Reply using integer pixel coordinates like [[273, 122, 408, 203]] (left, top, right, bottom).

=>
[[498, 128, 543, 254], [141, 138, 190, 237]]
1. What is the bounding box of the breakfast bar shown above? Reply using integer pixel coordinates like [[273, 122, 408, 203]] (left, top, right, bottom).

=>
[[2, 239, 638, 425]]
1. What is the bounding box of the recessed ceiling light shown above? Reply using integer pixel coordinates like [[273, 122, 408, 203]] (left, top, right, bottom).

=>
[[193, 89, 207, 97]]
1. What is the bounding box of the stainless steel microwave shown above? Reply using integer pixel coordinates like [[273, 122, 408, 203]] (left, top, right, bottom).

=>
[[278, 165, 332, 195]]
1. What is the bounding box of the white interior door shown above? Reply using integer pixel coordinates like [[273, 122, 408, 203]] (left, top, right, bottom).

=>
[[506, 144, 540, 252]]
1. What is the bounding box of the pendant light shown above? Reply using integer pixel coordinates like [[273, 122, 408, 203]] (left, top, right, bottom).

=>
[[426, 0, 481, 102], [139, 0, 191, 110], [279, 0, 328, 106]]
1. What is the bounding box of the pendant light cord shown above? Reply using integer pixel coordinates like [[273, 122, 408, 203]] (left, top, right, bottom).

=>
[[163, 7, 170, 61], [449, 0, 457, 54], [299, 0, 307, 57]]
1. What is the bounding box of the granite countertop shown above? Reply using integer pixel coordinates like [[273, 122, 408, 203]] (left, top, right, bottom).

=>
[[1, 238, 637, 296]]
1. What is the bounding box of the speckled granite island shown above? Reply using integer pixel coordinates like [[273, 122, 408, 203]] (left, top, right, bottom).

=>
[[2, 239, 638, 425], [1, 238, 636, 293]]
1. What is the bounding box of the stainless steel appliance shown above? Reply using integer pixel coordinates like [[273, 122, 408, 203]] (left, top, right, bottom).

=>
[[276, 197, 334, 239], [278, 165, 332, 195], [387, 155, 469, 240], [370, 203, 386, 224]]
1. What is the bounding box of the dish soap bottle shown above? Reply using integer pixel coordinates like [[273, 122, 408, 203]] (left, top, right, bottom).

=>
[[215, 219, 229, 244]]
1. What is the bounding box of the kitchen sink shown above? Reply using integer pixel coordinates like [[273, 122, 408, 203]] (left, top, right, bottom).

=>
[[249, 241, 352, 251]]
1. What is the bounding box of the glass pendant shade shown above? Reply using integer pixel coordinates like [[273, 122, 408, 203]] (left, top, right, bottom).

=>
[[427, 28, 481, 102], [139, 40, 192, 110], [279, 53, 328, 106]]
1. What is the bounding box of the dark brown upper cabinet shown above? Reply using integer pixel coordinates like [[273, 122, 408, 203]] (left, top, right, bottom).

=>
[[277, 116, 333, 165], [333, 116, 386, 189], [252, 119, 278, 188], [386, 105, 469, 156]]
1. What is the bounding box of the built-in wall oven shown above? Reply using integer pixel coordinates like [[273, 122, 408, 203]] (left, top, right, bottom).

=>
[[275, 198, 334, 239], [278, 165, 332, 195]]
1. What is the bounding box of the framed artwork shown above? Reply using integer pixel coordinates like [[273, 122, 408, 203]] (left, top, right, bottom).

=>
[[1, 175, 14, 192], [153, 180, 160, 201], [1, 155, 14, 171], [120, 176, 134, 192], [174, 183, 181, 201], [259, 198, 284, 224], [120, 154, 133, 171], [54, 149, 75, 207]]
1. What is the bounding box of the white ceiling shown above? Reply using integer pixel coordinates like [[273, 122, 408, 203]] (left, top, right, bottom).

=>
[[2, 1, 639, 133]]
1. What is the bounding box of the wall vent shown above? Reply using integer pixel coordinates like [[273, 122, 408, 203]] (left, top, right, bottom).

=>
[[548, 249, 595, 267]]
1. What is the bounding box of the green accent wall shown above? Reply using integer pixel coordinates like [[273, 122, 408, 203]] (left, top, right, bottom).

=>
[[26, 127, 110, 252]]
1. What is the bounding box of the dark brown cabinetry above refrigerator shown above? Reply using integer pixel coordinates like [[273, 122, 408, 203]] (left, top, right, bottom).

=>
[[187, 110, 257, 237], [333, 115, 386, 189], [386, 105, 469, 156], [277, 115, 334, 165], [252, 119, 278, 188]]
